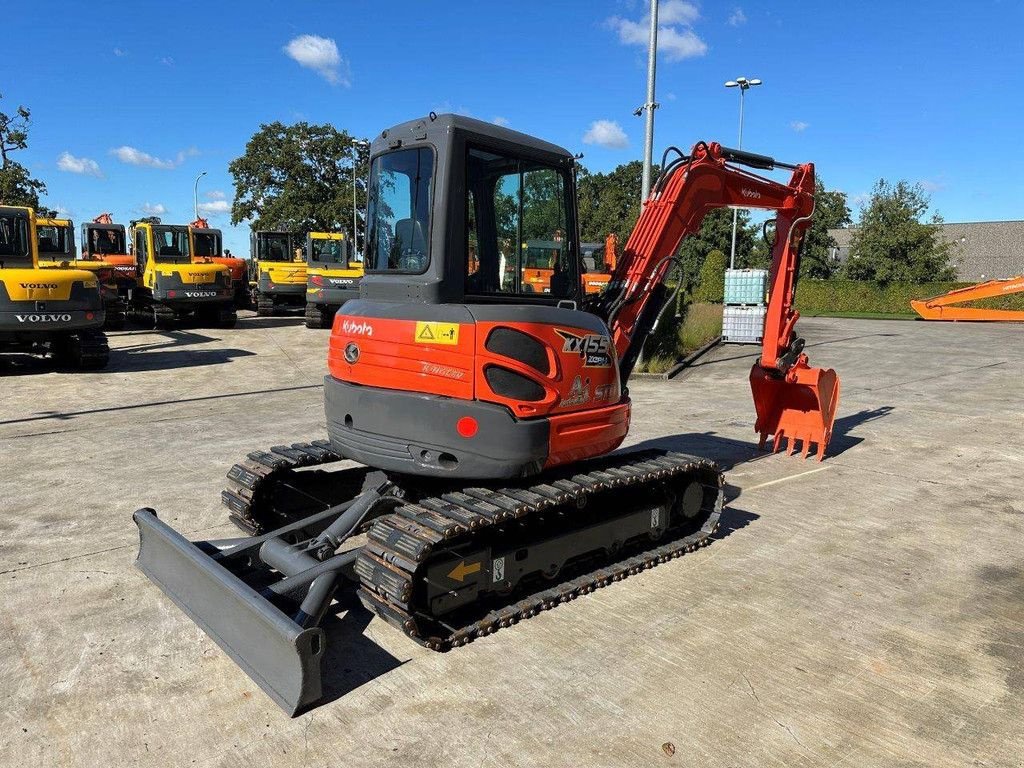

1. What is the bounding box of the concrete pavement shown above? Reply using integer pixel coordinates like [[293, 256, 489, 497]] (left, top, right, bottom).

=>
[[1, 314, 1021, 767]]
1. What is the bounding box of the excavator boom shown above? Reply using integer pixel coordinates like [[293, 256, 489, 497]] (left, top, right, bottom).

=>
[[597, 142, 839, 459], [911, 276, 1024, 321]]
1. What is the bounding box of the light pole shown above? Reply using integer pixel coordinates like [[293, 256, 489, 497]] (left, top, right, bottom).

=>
[[193, 170, 207, 221], [637, 0, 659, 203], [724, 76, 762, 269], [351, 140, 370, 257]]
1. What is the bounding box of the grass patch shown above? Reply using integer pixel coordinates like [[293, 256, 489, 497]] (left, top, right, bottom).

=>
[[636, 302, 723, 373], [679, 303, 723, 353]]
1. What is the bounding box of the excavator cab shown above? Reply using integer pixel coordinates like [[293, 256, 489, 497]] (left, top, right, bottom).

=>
[[303, 232, 363, 328], [189, 219, 249, 307], [250, 230, 306, 315]]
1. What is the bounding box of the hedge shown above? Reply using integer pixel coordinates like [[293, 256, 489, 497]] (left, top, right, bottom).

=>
[[795, 280, 1024, 315]]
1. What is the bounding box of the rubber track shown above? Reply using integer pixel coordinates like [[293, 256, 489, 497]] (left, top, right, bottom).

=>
[[220, 440, 351, 534], [354, 451, 723, 651]]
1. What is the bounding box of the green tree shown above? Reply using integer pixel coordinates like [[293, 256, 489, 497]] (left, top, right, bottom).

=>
[[577, 161, 758, 290], [576, 160, 647, 248], [229, 122, 367, 240], [843, 179, 955, 283], [800, 180, 851, 279], [676, 208, 757, 290], [0, 93, 47, 208], [693, 249, 727, 303]]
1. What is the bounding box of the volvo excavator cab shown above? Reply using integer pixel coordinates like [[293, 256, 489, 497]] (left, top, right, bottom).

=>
[[135, 115, 840, 715], [37, 216, 128, 329], [129, 218, 236, 328], [250, 230, 306, 316], [303, 232, 362, 328], [0, 206, 109, 368], [189, 218, 249, 307]]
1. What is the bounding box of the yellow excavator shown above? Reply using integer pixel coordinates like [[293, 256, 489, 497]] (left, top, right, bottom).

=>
[[303, 232, 363, 328], [189, 218, 251, 308], [0, 206, 109, 369], [250, 230, 306, 316], [128, 217, 236, 329], [36, 215, 128, 329]]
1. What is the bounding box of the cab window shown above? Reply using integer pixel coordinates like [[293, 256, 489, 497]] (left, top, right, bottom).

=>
[[37, 225, 72, 257], [366, 147, 433, 273], [0, 213, 31, 266], [464, 146, 577, 299]]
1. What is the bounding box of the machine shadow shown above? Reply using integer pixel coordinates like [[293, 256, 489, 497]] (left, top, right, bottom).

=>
[[110, 347, 257, 373], [238, 315, 307, 329], [308, 503, 760, 711], [628, 406, 894, 471], [314, 593, 407, 709]]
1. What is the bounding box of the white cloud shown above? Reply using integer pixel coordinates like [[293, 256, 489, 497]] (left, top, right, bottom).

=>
[[919, 178, 946, 193], [140, 203, 167, 215], [113, 47, 128, 57], [283, 35, 351, 86], [57, 152, 103, 178], [583, 120, 629, 149], [606, 1, 707, 62], [790, 120, 809, 132], [160, 56, 174, 66], [206, 190, 226, 200], [197, 200, 231, 215], [110, 145, 198, 169], [659, 0, 701, 25], [728, 8, 747, 26], [492, 116, 510, 127]]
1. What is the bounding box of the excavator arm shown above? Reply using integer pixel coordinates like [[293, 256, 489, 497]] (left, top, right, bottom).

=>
[[596, 141, 840, 459], [910, 276, 1024, 321]]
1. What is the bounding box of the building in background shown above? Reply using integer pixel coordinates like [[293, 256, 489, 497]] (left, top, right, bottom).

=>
[[828, 220, 1024, 281]]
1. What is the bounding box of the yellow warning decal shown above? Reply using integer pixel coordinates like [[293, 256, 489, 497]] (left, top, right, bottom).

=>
[[415, 321, 459, 345]]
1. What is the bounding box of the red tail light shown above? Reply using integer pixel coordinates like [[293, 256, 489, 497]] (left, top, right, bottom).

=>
[[312, 275, 324, 287]]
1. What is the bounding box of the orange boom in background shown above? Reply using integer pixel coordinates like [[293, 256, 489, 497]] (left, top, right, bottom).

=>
[[911, 276, 1024, 321]]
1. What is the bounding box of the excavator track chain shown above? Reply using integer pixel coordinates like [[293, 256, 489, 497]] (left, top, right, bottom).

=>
[[221, 439, 367, 535], [355, 450, 724, 651]]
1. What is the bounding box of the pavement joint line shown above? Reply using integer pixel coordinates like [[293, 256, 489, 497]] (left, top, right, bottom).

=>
[[0, 522, 235, 575], [0, 383, 324, 426], [741, 466, 832, 491]]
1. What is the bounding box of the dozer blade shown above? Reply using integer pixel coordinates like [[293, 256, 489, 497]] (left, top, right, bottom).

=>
[[133, 508, 325, 715], [750, 363, 840, 461]]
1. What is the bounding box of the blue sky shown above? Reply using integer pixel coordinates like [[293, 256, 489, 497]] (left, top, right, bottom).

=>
[[6, 0, 1023, 256]]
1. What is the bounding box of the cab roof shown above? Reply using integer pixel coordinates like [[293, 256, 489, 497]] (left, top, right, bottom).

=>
[[372, 113, 574, 162]]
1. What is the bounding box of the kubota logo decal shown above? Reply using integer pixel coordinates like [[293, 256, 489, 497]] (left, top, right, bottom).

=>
[[741, 188, 762, 199], [19, 283, 58, 289], [555, 329, 612, 368], [342, 319, 373, 336], [16, 313, 72, 323]]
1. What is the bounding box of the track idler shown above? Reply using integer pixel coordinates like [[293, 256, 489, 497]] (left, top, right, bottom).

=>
[[750, 357, 840, 461]]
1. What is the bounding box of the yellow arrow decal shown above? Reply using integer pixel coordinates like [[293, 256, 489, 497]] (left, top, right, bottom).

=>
[[447, 560, 481, 582]]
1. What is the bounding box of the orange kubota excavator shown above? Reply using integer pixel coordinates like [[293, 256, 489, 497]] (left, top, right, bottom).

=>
[[911, 276, 1024, 321], [134, 115, 840, 715]]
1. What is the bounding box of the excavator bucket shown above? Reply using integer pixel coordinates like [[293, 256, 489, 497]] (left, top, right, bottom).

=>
[[750, 363, 840, 461], [134, 508, 327, 715]]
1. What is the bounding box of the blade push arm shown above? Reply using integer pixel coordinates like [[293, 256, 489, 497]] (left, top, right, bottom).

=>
[[597, 142, 816, 383]]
